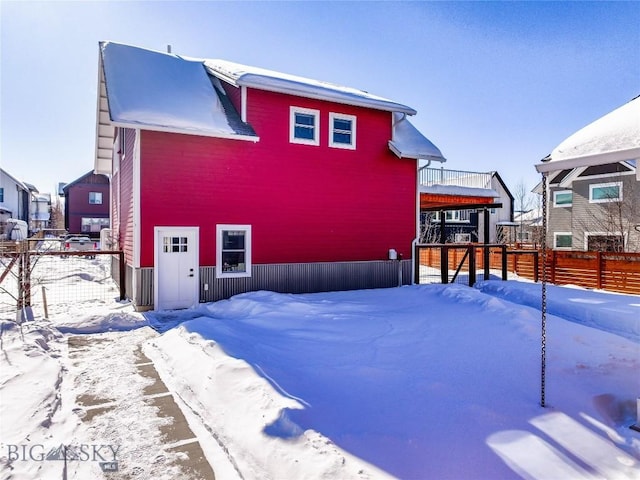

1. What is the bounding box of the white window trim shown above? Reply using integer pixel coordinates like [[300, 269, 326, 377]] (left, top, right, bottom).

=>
[[329, 112, 356, 150], [553, 190, 573, 208], [554, 231, 573, 250], [216, 224, 252, 278], [290, 107, 320, 146], [589, 181, 623, 203]]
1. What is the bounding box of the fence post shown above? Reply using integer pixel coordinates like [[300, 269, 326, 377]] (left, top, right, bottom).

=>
[[414, 244, 420, 285], [119, 252, 126, 301], [534, 251, 539, 283], [596, 251, 603, 290], [468, 246, 476, 286], [440, 246, 448, 284], [501, 245, 507, 280], [550, 250, 556, 284]]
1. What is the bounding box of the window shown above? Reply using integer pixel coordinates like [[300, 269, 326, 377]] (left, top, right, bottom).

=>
[[81, 217, 109, 233], [89, 192, 103, 205], [329, 113, 356, 149], [216, 225, 252, 278], [589, 182, 622, 203], [586, 234, 623, 252], [0, 187, 4, 203], [454, 233, 471, 243], [163, 236, 188, 253], [554, 232, 572, 249], [290, 107, 319, 145], [431, 210, 470, 223], [553, 190, 572, 207]]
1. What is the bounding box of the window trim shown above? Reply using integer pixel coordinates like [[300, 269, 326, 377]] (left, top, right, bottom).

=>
[[329, 112, 356, 150], [88, 191, 103, 205], [216, 224, 252, 278], [554, 232, 573, 250], [553, 190, 573, 208], [290, 107, 320, 146], [589, 181, 622, 203]]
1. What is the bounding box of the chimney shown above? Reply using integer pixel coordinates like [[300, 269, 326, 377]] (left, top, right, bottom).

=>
[[167, 45, 172, 54]]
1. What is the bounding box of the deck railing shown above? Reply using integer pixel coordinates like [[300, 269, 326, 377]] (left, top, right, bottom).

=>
[[419, 167, 493, 189]]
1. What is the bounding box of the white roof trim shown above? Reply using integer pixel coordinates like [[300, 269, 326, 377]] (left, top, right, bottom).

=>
[[204, 59, 417, 115], [419, 185, 499, 198], [108, 121, 260, 142]]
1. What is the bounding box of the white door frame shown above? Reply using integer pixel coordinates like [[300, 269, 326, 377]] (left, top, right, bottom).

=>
[[153, 226, 199, 310]]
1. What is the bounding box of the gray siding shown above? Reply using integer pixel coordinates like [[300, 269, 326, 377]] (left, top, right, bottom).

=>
[[133, 260, 412, 308], [547, 170, 640, 251]]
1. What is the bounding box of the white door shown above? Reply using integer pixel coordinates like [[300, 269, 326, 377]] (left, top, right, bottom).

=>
[[154, 227, 199, 310]]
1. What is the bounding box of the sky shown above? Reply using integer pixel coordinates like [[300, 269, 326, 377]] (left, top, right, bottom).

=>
[[1, 1, 639, 197]]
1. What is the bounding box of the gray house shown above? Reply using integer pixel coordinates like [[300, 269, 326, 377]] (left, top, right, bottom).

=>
[[544, 161, 639, 252]]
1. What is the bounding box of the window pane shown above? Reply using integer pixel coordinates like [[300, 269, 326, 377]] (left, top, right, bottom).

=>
[[333, 132, 351, 144], [295, 113, 315, 126], [592, 186, 620, 200], [334, 118, 351, 131], [556, 234, 572, 248], [223, 231, 245, 250], [222, 251, 246, 272], [555, 192, 572, 205], [294, 126, 314, 140]]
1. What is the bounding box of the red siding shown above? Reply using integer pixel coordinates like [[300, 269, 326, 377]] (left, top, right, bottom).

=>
[[221, 81, 242, 114], [113, 128, 136, 265], [65, 174, 110, 235], [138, 89, 417, 268]]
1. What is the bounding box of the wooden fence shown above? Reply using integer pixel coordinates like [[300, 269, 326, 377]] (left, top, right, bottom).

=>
[[417, 244, 640, 295]]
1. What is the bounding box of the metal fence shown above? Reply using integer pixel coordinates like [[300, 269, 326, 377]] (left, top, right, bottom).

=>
[[0, 239, 125, 321]]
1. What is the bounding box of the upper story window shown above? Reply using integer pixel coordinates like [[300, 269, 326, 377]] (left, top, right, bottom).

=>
[[0, 187, 4, 203], [89, 192, 103, 205], [290, 107, 319, 146], [589, 182, 622, 203], [329, 113, 356, 149], [553, 190, 573, 207]]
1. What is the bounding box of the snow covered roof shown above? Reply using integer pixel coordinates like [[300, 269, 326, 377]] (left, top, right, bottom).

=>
[[536, 95, 640, 177], [95, 42, 446, 171], [204, 60, 417, 115], [389, 113, 446, 162], [100, 42, 257, 140], [419, 184, 499, 198]]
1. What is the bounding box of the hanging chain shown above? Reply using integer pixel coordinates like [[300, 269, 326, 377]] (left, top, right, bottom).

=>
[[540, 172, 548, 408]]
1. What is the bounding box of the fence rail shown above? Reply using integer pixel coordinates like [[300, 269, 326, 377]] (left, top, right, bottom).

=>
[[417, 244, 640, 295]]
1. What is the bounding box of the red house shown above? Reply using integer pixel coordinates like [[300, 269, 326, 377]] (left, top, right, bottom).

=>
[[94, 42, 446, 310], [62, 171, 110, 237]]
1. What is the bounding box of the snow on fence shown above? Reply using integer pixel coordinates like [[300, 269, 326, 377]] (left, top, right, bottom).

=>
[[0, 239, 125, 320]]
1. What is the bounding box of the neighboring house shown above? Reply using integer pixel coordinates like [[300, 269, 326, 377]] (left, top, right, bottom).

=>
[[94, 42, 446, 310], [418, 167, 514, 243], [30, 190, 52, 233], [0, 168, 30, 233], [513, 207, 543, 246], [62, 171, 110, 237], [544, 161, 639, 251], [23, 182, 52, 233]]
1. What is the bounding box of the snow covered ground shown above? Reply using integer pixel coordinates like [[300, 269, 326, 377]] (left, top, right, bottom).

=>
[[1, 256, 639, 479]]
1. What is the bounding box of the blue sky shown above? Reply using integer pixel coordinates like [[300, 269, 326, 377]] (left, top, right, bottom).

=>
[[1, 1, 638, 196]]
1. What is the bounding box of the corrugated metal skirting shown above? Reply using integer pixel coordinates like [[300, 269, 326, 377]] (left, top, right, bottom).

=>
[[132, 260, 412, 306], [202, 260, 412, 302]]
